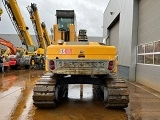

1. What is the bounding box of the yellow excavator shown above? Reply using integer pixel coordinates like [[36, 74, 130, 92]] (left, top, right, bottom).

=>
[[2, 0, 44, 69], [0, 47, 10, 70], [33, 10, 129, 109], [27, 3, 47, 69]]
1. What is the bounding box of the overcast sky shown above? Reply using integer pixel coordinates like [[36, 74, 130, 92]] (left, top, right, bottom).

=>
[[0, 0, 109, 37]]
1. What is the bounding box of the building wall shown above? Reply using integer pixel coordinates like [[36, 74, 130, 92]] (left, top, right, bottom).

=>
[[136, 64, 160, 92], [0, 34, 38, 49], [136, 0, 160, 92], [88, 36, 103, 42], [104, 0, 160, 92], [103, 0, 138, 81]]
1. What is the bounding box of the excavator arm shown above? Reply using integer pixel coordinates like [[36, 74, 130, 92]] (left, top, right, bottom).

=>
[[27, 3, 46, 49], [0, 37, 16, 54], [41, 22, 52, 46], [2, 0, 34, 48]]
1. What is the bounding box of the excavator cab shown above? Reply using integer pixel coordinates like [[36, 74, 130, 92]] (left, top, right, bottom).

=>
[[53, 10, 76, 44], [57, 14, 74, 32], [26, 45, 37, 55], [27, 45, 37, 52]]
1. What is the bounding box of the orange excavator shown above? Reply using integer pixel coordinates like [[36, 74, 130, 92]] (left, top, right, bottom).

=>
[[0, 37, 16, 55], [0, 37, 27, 69], [0, 37, 17, 70]]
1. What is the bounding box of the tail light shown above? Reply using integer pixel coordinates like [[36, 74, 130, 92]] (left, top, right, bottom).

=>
[[109, 61, 113, 66], [108, 61, 114, 70], [49, 60, 55, 70]]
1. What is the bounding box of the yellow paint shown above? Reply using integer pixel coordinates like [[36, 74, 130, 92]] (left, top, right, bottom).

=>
[[53, 24, 76, 44], [9, 0, 34, 46], [69, 24, 76, 42], [45, 42, 117, 71], [28, 4, 46, 49], [0, 8, 3, 15]]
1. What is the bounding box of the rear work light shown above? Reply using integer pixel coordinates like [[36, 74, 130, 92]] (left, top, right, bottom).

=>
[[49, 60, 55, 70], [108, 61, 114, 70]]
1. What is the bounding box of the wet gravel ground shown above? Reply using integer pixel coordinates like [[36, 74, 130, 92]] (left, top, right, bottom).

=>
[[0, 70, 160, 120]]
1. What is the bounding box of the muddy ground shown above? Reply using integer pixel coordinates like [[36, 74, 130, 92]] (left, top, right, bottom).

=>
[[0, 70, 160, 120]]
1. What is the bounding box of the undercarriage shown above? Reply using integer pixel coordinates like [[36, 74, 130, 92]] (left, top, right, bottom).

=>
[[33, 72, 129, 109]]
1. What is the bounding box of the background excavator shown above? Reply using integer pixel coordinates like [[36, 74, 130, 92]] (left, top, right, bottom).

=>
[[0, 37, 16, 55], [0, 37, 28, 69], [0, 47, 10, 71], [33, 10, 129, 109], [26, 3, 52, 69], [0, 37, 16, 70], [27, 3, 47, 69], [2, 0, 45, 69]]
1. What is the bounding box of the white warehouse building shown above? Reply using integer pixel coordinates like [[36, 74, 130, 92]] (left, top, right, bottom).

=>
[[103, 0, 160, 92]]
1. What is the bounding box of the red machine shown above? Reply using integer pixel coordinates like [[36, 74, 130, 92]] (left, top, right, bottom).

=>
[[0, 38, 17, 68]]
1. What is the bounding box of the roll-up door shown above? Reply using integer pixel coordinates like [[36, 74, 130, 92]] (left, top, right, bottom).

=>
[[109, 20, 119, 50]]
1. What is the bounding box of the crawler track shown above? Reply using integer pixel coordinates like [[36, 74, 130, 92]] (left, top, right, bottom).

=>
[[33, 72, 67, 108], [33, 73, 129, 109], [95, 73, 129, 109], [33, 72, 56, 108]]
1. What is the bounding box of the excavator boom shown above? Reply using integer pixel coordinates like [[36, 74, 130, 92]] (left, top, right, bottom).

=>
[[41, 22, 52, 46], [0, 37, 16, 54], [2, 0, 34, 47], [27, 3, 46, 49]]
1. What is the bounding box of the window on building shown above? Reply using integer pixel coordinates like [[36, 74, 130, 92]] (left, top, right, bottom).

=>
[[138, 55, 144, 63], [154, 54, 160, 65], [145, 43, 153, 53], [145, 54, 153, 64], [154, 41, 160, 52], [138, 45, 145, 54], [137, 41, 160, 65]]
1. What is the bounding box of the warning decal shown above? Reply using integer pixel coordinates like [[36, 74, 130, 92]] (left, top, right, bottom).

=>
[[60, 49, 72, 54]]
